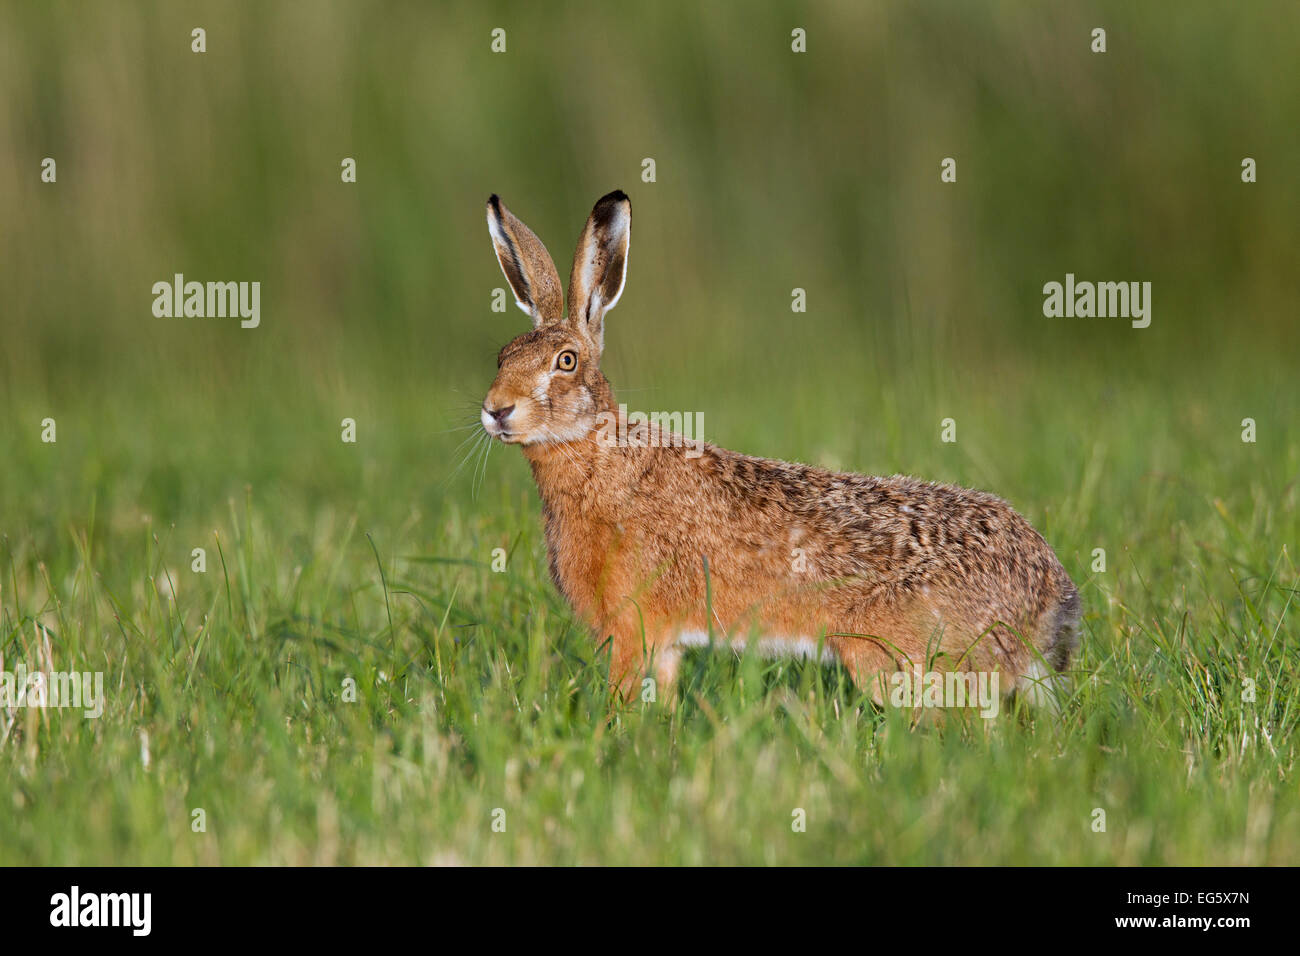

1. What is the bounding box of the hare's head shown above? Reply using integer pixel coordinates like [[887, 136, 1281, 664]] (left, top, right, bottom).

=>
[[481, 191, 630, 445]]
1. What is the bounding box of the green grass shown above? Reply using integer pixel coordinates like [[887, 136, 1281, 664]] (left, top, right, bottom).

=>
[[2, 353, 1296, 865], [1, 0, 1297, 865]]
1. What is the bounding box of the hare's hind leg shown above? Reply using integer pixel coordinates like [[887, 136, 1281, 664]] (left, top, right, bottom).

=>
[[828, 633, 903, 707]]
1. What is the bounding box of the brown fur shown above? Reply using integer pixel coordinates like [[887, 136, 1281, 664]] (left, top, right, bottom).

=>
[[481, 191, 1080, 703]]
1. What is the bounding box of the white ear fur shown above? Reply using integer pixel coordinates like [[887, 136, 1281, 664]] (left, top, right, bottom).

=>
[[574, 205, 630, 318], [485, 195, 565, 327], [567, 190, 631, 353], [487, 211, 537, 319]]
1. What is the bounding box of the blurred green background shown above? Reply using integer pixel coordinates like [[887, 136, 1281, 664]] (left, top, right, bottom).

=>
[[0, 1, 1297, 864], [3, 1, 1296, 506]]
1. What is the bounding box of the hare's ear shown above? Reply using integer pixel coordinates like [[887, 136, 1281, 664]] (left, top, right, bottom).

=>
[[486, 195, 564, 326], [566, 190, 630, 353]]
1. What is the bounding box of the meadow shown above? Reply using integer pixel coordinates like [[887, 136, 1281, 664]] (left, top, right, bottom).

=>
[[0, 1, 1296, 864]]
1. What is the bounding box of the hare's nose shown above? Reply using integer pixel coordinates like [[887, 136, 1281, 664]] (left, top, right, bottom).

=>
[[487, 403, 515, 423]]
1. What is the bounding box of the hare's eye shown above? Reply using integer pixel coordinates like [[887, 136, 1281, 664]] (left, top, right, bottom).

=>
[[555, 350, 578, 372]]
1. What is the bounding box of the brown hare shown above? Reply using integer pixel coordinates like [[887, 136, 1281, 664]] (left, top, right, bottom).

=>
[[480, 190, 1080, 707]]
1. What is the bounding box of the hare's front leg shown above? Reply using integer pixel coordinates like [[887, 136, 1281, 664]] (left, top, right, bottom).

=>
[[607, 626, 682, 704]]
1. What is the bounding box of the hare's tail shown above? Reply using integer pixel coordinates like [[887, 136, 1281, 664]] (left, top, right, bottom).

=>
[[1016, 582, 1081, 711]]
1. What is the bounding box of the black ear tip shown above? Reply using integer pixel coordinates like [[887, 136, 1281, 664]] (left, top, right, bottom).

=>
[[487, 194, 502, 213], [599, 189, 629, 206]]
